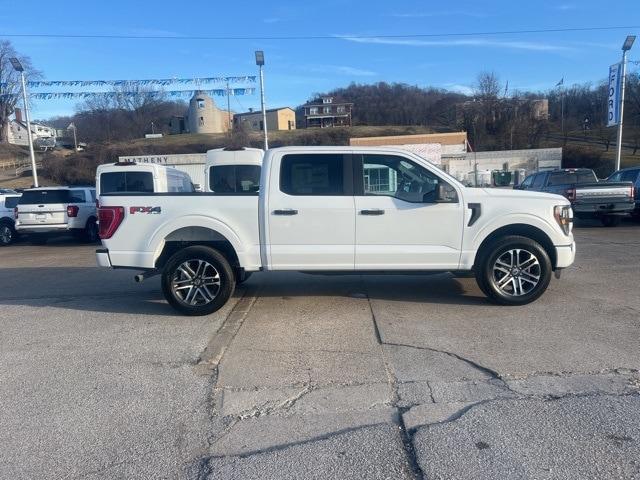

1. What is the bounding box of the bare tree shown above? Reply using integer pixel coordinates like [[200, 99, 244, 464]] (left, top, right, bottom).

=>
[[0, 40, 39, 143]]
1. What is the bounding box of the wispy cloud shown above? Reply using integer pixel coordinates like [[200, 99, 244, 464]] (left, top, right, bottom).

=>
[[443, 83, 474, 95], [390, 11, 489, 18], [307, 64, 378, 76], [338, 36, 573, 52]]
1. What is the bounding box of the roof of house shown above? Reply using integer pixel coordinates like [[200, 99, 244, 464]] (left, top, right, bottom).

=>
[[349, 132, 468, 147], [234, 107, 294, 117]]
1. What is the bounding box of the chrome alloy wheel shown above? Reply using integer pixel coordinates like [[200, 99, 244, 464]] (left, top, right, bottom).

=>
[[491, 249, 541, 297], [171, 259, 221, 306], [0, 225, 13, 245]]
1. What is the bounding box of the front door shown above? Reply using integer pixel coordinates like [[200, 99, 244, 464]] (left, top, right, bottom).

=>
[[354, 153, 464, 270], [266, 153, 355, 270]]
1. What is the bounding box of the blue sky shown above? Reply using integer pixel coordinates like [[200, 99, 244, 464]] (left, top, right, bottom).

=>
[[2, 0, 639, 120]]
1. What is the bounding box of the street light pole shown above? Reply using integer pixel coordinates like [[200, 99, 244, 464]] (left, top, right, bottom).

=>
[[10, 57, 38, 187], [615, 36, 635, 171], [255, 51, 268, 150]]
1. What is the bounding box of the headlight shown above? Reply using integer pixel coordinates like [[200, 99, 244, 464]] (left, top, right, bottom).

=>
[[554, 205, 573, 235]]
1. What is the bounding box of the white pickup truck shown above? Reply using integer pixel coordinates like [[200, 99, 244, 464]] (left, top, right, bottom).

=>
[[96, 147, 576, 314]]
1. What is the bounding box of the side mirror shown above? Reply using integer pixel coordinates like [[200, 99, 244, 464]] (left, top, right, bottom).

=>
[[434, 182, 458, 203]]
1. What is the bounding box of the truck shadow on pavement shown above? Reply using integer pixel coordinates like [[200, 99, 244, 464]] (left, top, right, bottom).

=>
[[1, 268, 488, 316]]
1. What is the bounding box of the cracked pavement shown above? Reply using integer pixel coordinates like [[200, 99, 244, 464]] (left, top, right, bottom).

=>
[[1, 223, 639, 479]]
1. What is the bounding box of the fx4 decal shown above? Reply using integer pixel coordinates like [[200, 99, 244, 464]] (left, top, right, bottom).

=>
[[130, 206, 162, 215]]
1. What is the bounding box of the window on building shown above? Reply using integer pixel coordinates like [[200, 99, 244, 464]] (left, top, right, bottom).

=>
[[323, 106, 332, 114], [280, 154, 345, 196], [197, 99, 205, 109], [336, 106, 346, 114], [322, 97, 333, 104], [199, 117, 204, 126], [309, 107, 319, 115]]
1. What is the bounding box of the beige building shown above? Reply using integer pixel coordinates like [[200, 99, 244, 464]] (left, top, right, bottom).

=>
[[174, 91, 231, 134], [234, 107, 296, 132]]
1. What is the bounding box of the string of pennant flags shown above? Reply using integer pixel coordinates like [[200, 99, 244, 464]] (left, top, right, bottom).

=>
[[0, 88, 256, 100], [22, 76, 256, 88]]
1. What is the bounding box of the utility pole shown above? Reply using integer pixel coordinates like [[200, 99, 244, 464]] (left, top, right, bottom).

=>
[[255, 51, 268, 150], [10, 57, 38, 187], [226, 78, 232, 133], [615, 36, 635, 171]]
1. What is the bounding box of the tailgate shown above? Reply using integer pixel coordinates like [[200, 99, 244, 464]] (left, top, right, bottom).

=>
[[18, 203, 67, 225], [574, 182, 634, 204]]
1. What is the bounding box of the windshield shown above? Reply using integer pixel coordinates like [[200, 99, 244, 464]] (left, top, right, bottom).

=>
[[19, 190, 71, 205]]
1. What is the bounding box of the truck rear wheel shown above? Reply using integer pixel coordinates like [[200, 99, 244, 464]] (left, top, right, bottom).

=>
[[475, 235, 552, 306], [161, 246, 235, 316]]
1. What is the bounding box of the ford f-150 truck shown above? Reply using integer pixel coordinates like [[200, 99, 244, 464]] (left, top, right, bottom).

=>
[[96, 147, 576, 314], [515, 168, 634, 226]]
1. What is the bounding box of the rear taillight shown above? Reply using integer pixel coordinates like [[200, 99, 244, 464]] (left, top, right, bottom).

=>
[[565, 188, 576, 201], [98, 206, 124, 239], [67, 205, 79, 217]]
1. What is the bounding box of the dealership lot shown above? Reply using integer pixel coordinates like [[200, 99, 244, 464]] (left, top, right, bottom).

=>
[[1, 223, 639, 479]]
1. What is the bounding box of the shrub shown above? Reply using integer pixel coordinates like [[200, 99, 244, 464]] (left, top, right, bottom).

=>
[[562, 146, 614, 178]]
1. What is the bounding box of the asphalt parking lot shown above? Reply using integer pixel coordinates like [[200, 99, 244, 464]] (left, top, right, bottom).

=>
[[1, 222, 639, 479]]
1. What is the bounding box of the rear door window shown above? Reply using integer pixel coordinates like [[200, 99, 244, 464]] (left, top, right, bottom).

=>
[[19, 190, 71, 204], [280, 154, 346, 196], [4, 196, 20, 209], [210, 165, 261, 194], [101, 171, 154, 194], [69, 190, 86, 203]]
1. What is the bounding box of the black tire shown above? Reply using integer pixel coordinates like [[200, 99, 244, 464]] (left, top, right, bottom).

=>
[[161, 246, 235, 316], [600, 215, 621, 227], [236, 271, 252, 285], [0, 222, 15, 246], [475, 235, 552, 306], [83, 218, 99, 243]]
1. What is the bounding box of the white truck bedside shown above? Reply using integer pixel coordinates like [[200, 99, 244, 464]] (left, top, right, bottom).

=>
[[96, 146, 576, 315]]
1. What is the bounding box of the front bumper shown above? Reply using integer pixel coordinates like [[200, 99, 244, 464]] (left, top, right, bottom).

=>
[[555, 241, 576, 269], [96, 248, 112, 268]]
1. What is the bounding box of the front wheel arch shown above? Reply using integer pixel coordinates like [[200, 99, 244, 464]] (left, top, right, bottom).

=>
[[474, 224, 557, 270]]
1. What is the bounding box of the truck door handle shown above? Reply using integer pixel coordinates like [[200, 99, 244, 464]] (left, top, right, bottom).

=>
[[273, 209, 298, 216], [360, 209, 385, 215]]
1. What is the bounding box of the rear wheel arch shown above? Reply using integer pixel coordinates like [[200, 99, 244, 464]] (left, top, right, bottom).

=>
[[474, 224, 557, 270], [154, 226, 240, 270]]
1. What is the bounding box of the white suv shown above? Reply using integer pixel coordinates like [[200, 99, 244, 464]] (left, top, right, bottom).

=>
[[0, 190, 21, 246], [16, 186, 98, 243]]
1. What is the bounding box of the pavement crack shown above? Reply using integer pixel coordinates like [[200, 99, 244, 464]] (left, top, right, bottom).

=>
[[363, 277, 425, 480], [236, 383, 316, 419]]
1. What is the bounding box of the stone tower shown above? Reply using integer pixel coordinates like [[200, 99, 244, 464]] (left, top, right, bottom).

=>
[[187, 91, 226, 134]]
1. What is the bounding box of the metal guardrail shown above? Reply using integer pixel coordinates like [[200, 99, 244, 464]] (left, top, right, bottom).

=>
[[0, 157, 41, 177]]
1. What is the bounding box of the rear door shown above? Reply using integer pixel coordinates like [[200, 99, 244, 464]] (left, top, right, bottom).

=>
[[266, 153, 355, 270], [18, 189, 69, 226], [354, 153, 464, 270]]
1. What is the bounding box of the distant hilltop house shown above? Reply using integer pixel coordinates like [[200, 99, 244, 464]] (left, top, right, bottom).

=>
[[7, 108, 57, 150], [299, 97, 353, 128], [170, 91, 232, 135], [456, 98, 549, 123], [234, 107, 296, 132]]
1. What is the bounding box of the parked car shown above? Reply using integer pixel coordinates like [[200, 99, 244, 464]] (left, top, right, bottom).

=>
[[96, 146, 576, 314], [15, 186, 98, 243], [0, 191, 21, 246], [606, 167, 640, 218], [96, 162, 195, 197], [516, 168, 634, 226]]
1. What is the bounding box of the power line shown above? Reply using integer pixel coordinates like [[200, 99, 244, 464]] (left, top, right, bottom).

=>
[[1, 25, 639, 41]]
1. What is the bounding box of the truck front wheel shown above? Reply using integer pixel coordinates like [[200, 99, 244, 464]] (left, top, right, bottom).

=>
[[475, 236, 552, 306], [161, 246, 235, 316]]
